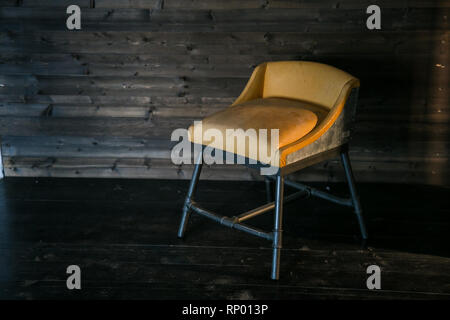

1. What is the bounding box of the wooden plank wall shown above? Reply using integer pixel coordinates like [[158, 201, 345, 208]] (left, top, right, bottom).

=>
[[0, 0, 448, 185]]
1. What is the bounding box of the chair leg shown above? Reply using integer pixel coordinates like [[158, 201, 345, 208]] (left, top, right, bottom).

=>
[[341, 151, 368, 241], [271, 175, 284, 280], [264, 177, 272, 203], [177, 152, 203, 238]]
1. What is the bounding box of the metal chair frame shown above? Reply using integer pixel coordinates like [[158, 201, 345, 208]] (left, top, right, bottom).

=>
[[177, 87, 368, 280]]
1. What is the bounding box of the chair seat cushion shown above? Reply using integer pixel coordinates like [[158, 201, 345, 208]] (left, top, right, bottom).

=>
[[188, 98, 328, 165]]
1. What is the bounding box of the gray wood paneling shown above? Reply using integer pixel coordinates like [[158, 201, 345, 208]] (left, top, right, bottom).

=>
[[0, 0, 448, 184]]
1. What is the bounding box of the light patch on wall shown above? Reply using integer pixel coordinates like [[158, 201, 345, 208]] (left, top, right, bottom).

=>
[[425, 32, 448, 185], [0, 146, 3, 179]]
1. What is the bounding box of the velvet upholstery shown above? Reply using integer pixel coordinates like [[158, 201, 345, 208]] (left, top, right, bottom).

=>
[[188, 61, 360, 167]]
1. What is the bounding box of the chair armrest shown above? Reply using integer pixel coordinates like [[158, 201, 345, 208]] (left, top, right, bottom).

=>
[[278, 78, 360, 166], [231, 62, 267, 106]]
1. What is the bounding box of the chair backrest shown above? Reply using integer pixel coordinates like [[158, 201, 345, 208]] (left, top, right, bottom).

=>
[[262, 61, 359, 110]]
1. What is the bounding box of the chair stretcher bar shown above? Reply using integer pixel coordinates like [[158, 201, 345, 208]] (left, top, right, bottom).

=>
[[237, 190, 308, 222], [267, 177, 353, 207], [187, 190, 307, 241], [188, 201, 273, 240]]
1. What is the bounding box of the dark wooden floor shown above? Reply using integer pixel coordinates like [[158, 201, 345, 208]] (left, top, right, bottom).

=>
[[0, 177, 449, 300]]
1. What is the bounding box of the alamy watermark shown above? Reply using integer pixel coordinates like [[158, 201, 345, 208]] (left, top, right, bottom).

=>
[[65, 4, 381, 31], [366, 265, 381, 290], [66, 5, 81, 30], [170, 121, 280, 175], [66, 265, 81, 290], [366, 5, 381, 30]]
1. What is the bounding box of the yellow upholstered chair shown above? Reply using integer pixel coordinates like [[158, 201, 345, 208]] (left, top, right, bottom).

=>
[[177, 61, 367, 280]]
